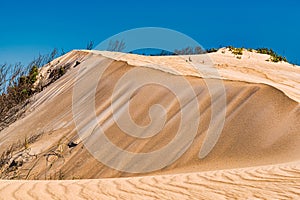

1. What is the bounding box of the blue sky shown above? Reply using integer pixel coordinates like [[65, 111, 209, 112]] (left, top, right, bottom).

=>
[[0, 0, 299, 65]]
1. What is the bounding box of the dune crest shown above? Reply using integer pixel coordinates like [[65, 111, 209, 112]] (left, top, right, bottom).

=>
[[87, 48, 300, 102]]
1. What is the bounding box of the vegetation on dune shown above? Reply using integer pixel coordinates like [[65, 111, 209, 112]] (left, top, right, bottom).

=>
[[0, 133, 43, 179], [107, 39, 126, 52], [160, 46, 215, 55], [129, 46, 210, 56], [171, 45, 292, 63], [128, 45, 217, 56], [227, 46, 244, 55], [256, 48, 288, 62], [174, 46, 206, 55], [223, 46, 288, 63], [206, 48, 218, 53], [86, 41, 94, 50], [0, 49, 64, 131]]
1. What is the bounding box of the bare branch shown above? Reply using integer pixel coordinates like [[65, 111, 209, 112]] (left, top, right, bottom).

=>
[[107, 40, 126, 52], [86, 41, 94, 50], [174, 46, 205, 55]]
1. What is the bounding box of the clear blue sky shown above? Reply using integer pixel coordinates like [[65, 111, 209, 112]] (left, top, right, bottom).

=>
[[1, 0, 299, 65]]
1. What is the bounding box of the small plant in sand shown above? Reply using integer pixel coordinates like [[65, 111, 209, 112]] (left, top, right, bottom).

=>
[[28, 65, 39, 84], [227, 46, 244, 55], [44, 136, 71, 179]]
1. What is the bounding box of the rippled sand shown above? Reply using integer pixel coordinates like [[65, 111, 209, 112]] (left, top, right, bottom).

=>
[[1, 161, 300, 199]]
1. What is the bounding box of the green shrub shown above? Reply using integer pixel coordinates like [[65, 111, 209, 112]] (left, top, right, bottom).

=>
[[256, 48, 287, 63], [0, 48, 66, 132], [29, 66, 38, 84], [228, 46, 243, 55], [21, 89, 28, 95], [59, 67, 65, 76]]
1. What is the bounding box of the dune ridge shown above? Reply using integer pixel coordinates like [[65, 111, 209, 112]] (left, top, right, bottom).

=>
[[88, 49, 300, 102]]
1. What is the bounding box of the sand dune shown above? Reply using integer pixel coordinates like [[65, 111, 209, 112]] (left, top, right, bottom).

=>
[[0, 49, 299, 198]]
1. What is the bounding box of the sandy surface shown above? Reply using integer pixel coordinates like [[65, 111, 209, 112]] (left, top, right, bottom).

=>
[[0, 49, 299, 199], [1, 161, 300, 199]]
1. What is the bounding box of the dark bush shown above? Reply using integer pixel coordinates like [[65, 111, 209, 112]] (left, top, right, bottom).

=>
[[206, 48, 218, 53], [49, 66, 66, 81], [86, 41, 94, 50]]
